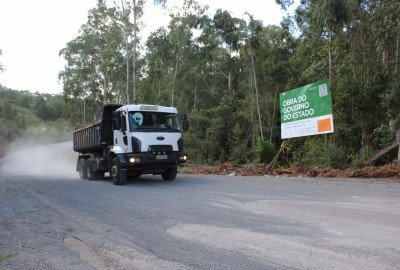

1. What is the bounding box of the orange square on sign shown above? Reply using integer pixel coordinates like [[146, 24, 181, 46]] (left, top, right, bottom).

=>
[[317, 118, 332, 132]]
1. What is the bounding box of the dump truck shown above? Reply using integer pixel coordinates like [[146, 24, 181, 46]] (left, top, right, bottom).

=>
[[73, 104, 188, 185]]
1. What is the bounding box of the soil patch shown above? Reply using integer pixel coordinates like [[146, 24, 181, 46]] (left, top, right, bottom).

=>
[[181, 163, 400, 180]]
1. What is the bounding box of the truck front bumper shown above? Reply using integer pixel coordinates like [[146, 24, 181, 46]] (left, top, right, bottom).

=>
[[119, 152, 187, 174]]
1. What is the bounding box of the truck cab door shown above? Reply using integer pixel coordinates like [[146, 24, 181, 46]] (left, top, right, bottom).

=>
[[112, 111, 129, 153]]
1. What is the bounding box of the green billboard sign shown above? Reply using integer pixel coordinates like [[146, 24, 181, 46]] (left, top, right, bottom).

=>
[[280, 79, 334, 139]]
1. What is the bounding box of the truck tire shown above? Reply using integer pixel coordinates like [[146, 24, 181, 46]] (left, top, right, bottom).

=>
[[111, 157, 127, 185], [78, 158, 88, 179], [86, 159, 94, 180], [87, 158, 104, 180], [161, 167, 177, 181]]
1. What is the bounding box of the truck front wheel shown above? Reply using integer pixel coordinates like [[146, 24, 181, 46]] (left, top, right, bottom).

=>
[[78, 158, 87, 179], [162, 167, 177, 181], [111, 157, 127, 185]]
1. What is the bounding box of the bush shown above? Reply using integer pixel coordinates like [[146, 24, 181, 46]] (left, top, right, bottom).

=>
[[350, 145, 374, 167], [372, 124, 395, 150], [292, 137, 347, 168], [256, 140, 276, 164]]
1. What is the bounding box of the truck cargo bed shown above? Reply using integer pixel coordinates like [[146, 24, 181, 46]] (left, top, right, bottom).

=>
[[73, 104, 122, 153], [73, 122, 103, 152]]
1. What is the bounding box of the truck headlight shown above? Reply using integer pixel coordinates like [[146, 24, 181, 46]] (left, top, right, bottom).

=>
[[179, 155, 187, 162], [129, 157, 141, 163]]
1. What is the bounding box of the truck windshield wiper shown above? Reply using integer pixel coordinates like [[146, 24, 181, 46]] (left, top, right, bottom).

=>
[[133, 127, 181, 132], [165, 128, 181, 132], [133, 126, 154, 130]]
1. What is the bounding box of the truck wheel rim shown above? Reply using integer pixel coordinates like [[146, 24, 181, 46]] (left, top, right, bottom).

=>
[[111, 165, 118, 179]]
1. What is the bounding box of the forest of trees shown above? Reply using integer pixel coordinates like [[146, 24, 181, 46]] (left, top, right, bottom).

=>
[[1, 0, 400, 167]]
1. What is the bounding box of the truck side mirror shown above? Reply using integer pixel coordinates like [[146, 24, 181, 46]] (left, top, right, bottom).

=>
[[183, 119, 189, 132], [181, 114, 189, 132], [121, 115, 127, 132], [112, 117, 120, 130]]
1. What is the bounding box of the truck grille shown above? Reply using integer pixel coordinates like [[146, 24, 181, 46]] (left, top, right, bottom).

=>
[[148, 145, 173, 155]]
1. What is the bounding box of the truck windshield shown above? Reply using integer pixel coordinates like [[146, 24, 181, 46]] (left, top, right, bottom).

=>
[[128, 111, 181, 132]]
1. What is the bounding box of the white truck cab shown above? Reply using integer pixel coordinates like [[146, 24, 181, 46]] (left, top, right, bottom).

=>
[[112, 104, 184, 155]]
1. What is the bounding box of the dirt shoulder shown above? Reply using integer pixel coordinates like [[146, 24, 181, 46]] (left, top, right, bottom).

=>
[[180, 162, 400, 180]]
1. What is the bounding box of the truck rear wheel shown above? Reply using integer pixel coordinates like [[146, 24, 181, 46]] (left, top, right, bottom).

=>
[[161, 167, 177, 181], [78, 158, 87, 179], [87, 158, 105, 180], [111, 157, 127, 185], [86, 159, 94, 180]]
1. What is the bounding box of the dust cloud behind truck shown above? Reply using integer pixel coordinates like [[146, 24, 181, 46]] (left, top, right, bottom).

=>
[[73, 104, 188, 185]]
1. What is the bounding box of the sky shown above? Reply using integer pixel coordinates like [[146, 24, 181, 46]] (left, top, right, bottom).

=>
[[0, 0, 288, 95]]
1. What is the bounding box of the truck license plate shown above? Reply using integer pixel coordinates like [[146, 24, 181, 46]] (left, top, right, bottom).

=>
[[156, 155, 168, 160]]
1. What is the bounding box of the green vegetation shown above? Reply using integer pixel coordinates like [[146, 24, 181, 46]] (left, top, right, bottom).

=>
[[257, 140, 276, 164], [2, 0, 400, 168], [292, 137, 347, 169], [0, 86, 72, 149]]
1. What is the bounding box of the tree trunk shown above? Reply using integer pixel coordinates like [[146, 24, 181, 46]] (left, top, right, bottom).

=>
[[396, 35, 399, 74], [121, 0, 130, 104], [193, 83, 197, 110], [126, 37, 130, 103], [328, 30, 333, 85], [270, 87, 278, 142], [151, 66, 157, 102], [83, 99, 86, 125], [132, 0, 137, 103], [228, 70, 232, 94], [249, 73, 256, 154], [247, 36, 264, 141], [103, 74, 108, 105], [172, 51, 179, 107]]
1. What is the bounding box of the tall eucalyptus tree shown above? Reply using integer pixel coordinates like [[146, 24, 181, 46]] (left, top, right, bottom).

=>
[[59, 0, 127, 110]]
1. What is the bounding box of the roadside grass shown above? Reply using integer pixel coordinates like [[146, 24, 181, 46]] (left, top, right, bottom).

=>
[[0, 253, 16, 261]]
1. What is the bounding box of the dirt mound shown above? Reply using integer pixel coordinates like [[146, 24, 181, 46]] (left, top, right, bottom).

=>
[[181, 163, 400, 180], [346, 165, 400, 179], [274, 165, 400, 180]]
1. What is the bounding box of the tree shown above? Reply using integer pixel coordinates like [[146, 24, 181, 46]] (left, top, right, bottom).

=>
[[119, 0, 167, 103], [213, 9, 242, 94], [244, 14, 264, 141], [59, 1, 128, 108]]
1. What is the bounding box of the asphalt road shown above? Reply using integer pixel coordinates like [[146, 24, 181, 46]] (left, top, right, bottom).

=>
[[1, 143, 400, 269]]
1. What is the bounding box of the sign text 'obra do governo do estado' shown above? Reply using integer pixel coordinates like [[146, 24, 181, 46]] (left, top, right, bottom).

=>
[[280, 80, 334, 139]]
